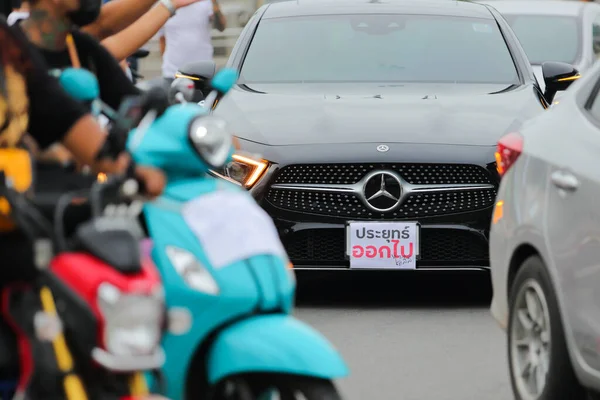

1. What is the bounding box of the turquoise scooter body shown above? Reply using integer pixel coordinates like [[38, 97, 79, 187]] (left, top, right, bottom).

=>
[[59, 68, 348, 399]]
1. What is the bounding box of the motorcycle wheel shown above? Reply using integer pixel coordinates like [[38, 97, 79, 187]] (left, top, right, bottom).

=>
[[209, 374, 342, 400]]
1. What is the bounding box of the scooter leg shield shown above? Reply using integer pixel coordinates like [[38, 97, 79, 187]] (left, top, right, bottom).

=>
[[206, 314, 348, 384]]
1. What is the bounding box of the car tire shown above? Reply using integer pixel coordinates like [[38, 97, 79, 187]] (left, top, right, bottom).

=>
[[508, 255, 586, 400]]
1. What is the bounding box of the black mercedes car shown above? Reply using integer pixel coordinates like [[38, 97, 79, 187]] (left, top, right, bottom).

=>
[[178, 0, 579, 271]]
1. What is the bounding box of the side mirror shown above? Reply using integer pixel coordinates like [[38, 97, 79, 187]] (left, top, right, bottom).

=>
[[542, 61, 580, 104], [58, 68, 100, 102], [175, 61, 216, 103], [169, 77, 197, 104]]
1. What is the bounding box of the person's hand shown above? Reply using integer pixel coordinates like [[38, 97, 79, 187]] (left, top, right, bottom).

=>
[[172, 0, 206, 10], [95, 153, 131, 175], [135, 165, 166, 198]]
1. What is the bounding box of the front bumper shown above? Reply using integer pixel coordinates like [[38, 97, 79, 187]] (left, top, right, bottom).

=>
[[254, 162, 498, 271], [266, 208, 493, 271], [233, 141, 500, 272]]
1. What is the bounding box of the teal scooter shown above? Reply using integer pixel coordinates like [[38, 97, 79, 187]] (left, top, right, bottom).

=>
[[58, 67, 349, 400]]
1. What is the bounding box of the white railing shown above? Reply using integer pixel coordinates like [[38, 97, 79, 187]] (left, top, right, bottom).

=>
[[139, 27, 243, 78]]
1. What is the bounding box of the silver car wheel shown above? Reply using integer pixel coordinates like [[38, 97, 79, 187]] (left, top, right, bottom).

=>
[[510, 278, 552, 400]]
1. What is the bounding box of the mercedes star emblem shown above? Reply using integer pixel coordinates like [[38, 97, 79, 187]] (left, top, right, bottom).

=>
[[363, 171, 403, 212], [377, 145, 389, 152]]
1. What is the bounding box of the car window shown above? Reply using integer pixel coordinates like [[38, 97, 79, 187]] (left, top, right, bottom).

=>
[[593, 15, 600, 58], [587, 76, 600, 119], [240, 14, 519, 84], [502, 14, 580, 65]]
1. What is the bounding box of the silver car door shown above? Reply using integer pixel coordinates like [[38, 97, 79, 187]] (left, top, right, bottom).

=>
[[543, 75, 600, 373]]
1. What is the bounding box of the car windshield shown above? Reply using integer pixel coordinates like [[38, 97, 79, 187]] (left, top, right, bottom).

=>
[[502, 14, 580, 65], [240, 14, 519, 84]]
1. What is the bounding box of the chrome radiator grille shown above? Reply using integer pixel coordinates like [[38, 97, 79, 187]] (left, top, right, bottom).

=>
[[266, 163, 496, 219], [273, 163, 493, 186]]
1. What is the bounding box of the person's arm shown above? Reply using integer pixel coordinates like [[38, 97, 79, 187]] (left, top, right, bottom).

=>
[[82, 0, 157, 41], [211, 0, 226, 32], [100, 0, 202, 61], [78, 33, 139, 110]]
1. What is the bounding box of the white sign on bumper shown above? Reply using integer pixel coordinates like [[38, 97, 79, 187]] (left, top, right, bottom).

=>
[[346, 221, 420, 269]]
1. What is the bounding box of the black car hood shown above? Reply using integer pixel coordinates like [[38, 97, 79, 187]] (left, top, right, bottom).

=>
[[214, 83, 537, 147]]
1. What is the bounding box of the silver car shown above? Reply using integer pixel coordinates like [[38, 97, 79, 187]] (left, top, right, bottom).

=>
[[490, 61, 600, 400]]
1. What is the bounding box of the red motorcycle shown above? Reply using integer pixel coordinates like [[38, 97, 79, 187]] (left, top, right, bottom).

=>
[[0, 164, 166, 400]]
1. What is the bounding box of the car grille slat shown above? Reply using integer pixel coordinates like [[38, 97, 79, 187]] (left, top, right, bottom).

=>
[[273, 163, 493, 185], [284, 229, 489, 266], [267, 188, 496, 219]]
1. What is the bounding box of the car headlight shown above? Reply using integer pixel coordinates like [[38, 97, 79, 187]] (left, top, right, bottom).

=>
[[165, 246, 219, 295], [212, 153, 269, 189], [97, 283, 164, 357], [188, 116, 233, 169]]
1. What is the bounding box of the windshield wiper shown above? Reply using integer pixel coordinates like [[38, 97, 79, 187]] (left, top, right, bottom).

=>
[[489, 84, 519, 94], [238, 83, 266, 94]]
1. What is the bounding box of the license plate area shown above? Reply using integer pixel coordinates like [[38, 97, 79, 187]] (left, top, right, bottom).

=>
[[346, 221, 420, 269]]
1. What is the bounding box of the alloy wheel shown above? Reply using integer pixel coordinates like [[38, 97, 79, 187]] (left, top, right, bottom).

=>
[[510, 278, 552, 400]]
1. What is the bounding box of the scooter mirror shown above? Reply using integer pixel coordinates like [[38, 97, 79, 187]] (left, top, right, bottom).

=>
[[169, 77, 197, 104], [59, 68, 100, 102]]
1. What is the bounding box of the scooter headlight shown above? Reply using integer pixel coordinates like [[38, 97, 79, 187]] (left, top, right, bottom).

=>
[[165, 246, 220, 295], [188, 116, 233, 169], [97, 283, 164, 357]]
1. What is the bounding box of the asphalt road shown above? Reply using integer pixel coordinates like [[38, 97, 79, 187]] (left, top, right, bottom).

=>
[[293, 271, 513, 400]]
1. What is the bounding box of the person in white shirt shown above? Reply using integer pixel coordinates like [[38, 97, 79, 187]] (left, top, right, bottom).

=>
[[158, 0, 226, 86]]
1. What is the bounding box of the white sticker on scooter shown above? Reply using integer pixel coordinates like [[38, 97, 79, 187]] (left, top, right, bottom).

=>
[[181, 190, 287, 269]]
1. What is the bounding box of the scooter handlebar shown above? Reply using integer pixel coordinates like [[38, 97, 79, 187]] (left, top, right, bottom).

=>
[[90, 161, 148, 217]]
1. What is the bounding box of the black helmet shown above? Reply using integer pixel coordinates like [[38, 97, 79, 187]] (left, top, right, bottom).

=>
[[68, 0, 101, 27]]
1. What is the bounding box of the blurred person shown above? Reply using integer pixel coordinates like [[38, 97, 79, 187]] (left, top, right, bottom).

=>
[[16, 0, 183, 172], [9, 0, 205, 86], [8, 0, 169, 40], [14, 0, 140, 165], [0, 17, 165, 284], [158, 0, 226, 87], [101, 0, 205, 62], [8, 0, 205, 76]]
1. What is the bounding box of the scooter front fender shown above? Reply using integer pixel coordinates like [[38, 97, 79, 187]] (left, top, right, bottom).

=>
[[206, 314, 348, 384]]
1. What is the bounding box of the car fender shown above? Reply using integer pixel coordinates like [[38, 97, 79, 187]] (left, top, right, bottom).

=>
[[206, 314, 349, 384]]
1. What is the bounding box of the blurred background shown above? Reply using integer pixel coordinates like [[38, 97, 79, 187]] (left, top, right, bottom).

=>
[[140, 0, 284, 78], [138, 0, 599, 80]]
